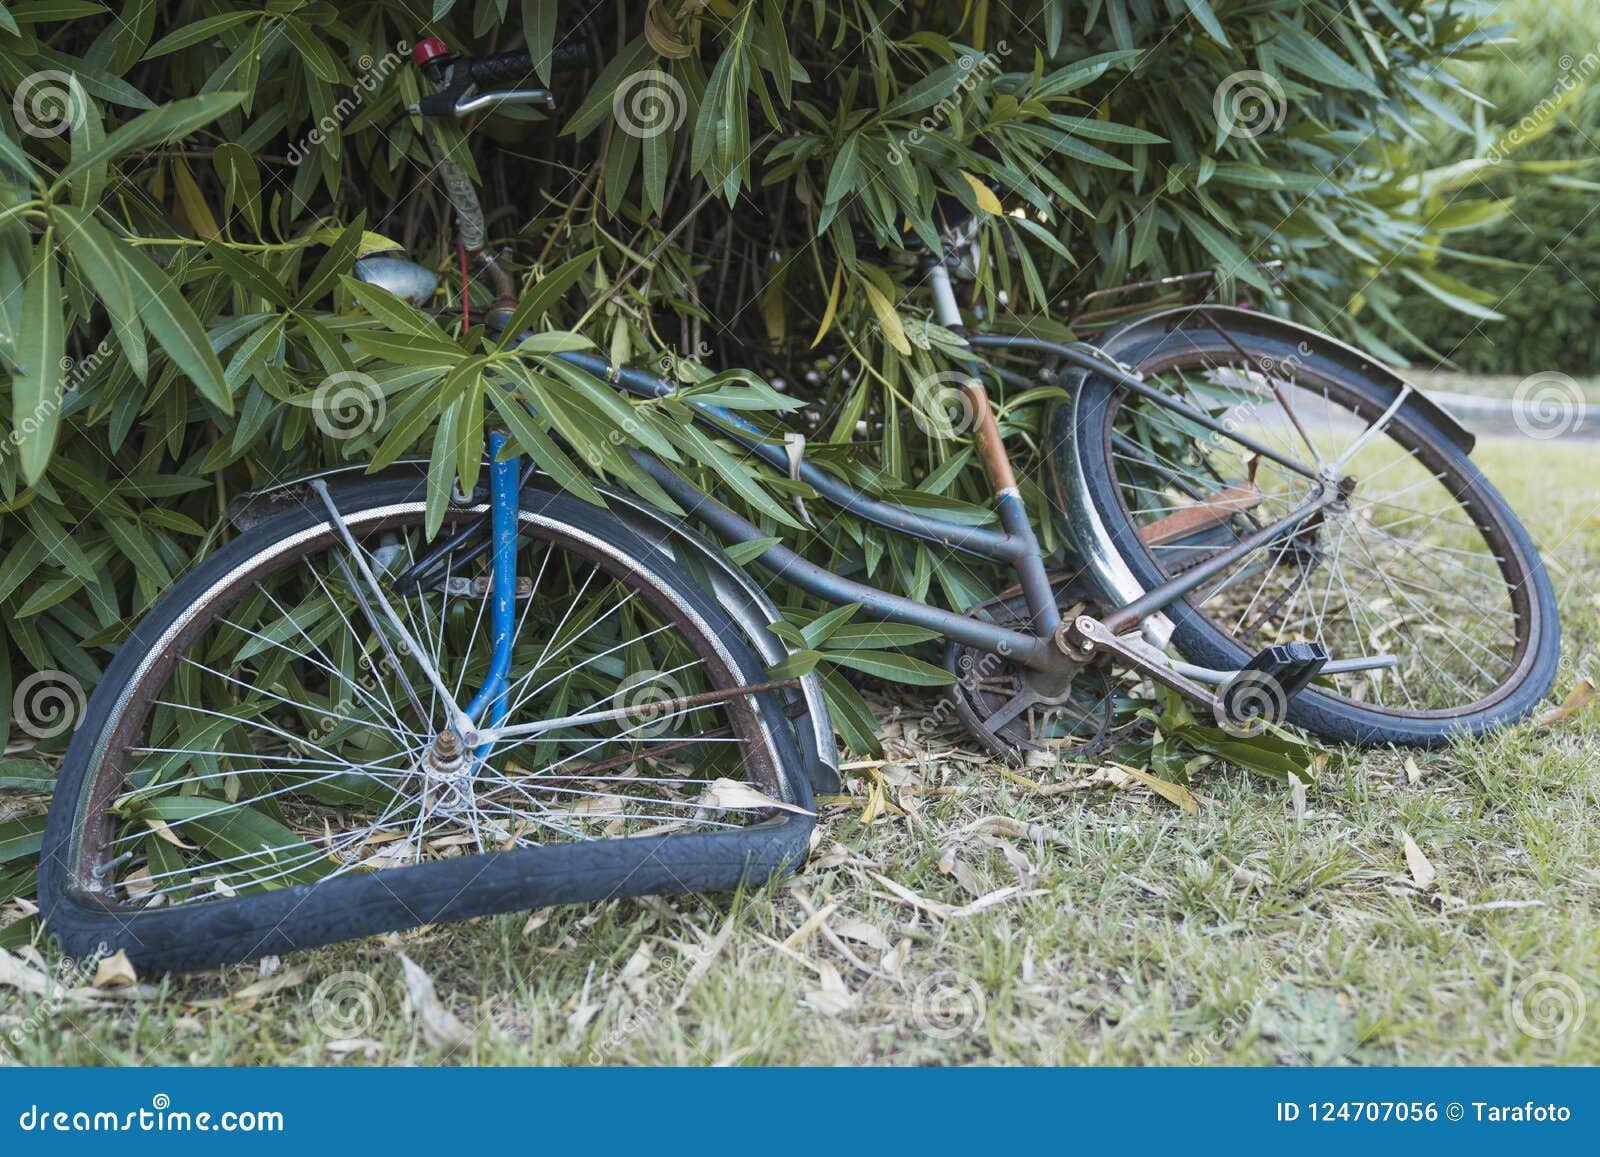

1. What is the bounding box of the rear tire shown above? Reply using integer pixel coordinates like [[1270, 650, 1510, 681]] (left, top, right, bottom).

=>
[[1055, 308, 1560, 747]]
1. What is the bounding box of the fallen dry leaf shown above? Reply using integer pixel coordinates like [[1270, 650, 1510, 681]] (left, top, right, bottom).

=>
[[1402, 834, 1437, 891], [696, 778, 815, 816], [1289, 771, 1307, 824], [1109, 763, 1200, 814], [937, 846, 983, 897], [965, 815, 1073, 846], [1536, 679, 1596, 728], [0, 946, 49, 995], [831, 917, 890, 952], [881, 938, 911, 978], [801, 961, 857, 1017], [231, 964, 309, 1003], [396, 951, 471, 1047], [566, 984, 601, 1030], [868, 871, 1042, 920], [143, 818, 196, 849], [782, 901, 840, 950], [93, 950, 138, 990]]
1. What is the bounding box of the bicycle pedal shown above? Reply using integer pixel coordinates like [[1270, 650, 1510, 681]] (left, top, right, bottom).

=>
[[1220, 641, 1330, 725]]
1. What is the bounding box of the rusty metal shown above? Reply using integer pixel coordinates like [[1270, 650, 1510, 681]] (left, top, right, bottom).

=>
[[1138, 482, 1264, 547], [962, 380, 1020, 497]]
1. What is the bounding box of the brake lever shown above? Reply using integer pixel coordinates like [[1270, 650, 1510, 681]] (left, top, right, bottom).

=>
[[410, 77, 555, 119], [450, 87, 555, 116]]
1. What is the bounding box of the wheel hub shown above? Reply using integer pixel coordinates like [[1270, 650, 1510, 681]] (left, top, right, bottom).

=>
[[421, 728, 475, 816]]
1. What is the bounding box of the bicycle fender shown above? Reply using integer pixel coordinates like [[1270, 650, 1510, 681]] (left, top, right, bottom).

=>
[[1089, 305, 1475, 455], [1044, 304, 1476, 633]]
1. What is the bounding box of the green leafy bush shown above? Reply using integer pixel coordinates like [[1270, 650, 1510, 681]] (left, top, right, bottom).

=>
[[0, 0, 1510, 756], [1393, 0, 1600, 374]]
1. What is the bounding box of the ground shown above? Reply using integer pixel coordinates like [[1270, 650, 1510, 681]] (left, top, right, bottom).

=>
[[1, 388, 1597, 1067]]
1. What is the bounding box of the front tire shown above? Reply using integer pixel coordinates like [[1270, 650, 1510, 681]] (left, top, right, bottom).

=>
[[41, 479, 813, 973]]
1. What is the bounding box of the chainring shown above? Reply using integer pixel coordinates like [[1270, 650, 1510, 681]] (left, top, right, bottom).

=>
[[943, 574, 1122, 761]]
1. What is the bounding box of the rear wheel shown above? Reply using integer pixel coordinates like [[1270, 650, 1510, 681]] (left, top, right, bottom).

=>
[[40, 479, 812, 973], [1059, 308, 1560, 746]]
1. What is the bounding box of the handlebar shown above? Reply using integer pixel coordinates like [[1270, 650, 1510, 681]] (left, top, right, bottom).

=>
[[461, 42, 593, 85], [411, 38, 594, 119]]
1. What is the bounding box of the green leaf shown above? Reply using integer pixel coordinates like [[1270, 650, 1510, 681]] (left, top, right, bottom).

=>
[[15, 230, 64, 485], [490, 376, 604, 505], [494, 249, 599, 346], [0, 759, 54, 791], [522, 0, 557, 82], [1181, 0, 1230, 47], [823, 622, 943, 650], [0, 815, 46, 866], [881, 60, 969, 119], [825, 649, 953, 686], [341, 274, 446, 338], [135, 796, 336, 887], [52, 91, 246, 192], [114, 239, 234, 413], [723, 536, 782, 565], [818, 668, 881, 756], [53, 203, 147, 379], [142, 10, 259, 58], [799, 602, 861, 648], [768, 649, 823, 679]]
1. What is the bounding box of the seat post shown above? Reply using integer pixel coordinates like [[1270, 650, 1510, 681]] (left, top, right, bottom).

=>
[[927, 263, 1059, 638], [927, 264, 1020, 501]]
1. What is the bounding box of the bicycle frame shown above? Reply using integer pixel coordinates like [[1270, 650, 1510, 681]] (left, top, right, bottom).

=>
[[454, 271, 1348, 725]]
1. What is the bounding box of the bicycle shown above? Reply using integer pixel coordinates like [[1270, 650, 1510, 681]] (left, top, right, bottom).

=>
[[40, 37, 1561, 973]]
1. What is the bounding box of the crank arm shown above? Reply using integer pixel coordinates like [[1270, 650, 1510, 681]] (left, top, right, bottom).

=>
[[1062, 615, 1222, 714]]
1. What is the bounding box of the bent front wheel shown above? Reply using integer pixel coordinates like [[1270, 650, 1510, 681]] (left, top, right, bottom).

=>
[[40, 478, 813, 973]]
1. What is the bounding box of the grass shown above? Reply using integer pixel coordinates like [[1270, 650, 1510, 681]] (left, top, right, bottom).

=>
[[2, 426, 1597, 1067]]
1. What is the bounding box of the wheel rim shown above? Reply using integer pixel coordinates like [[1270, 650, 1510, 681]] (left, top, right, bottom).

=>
[[66, 500, 786, 909], [1099, 328, 1538, 720]]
